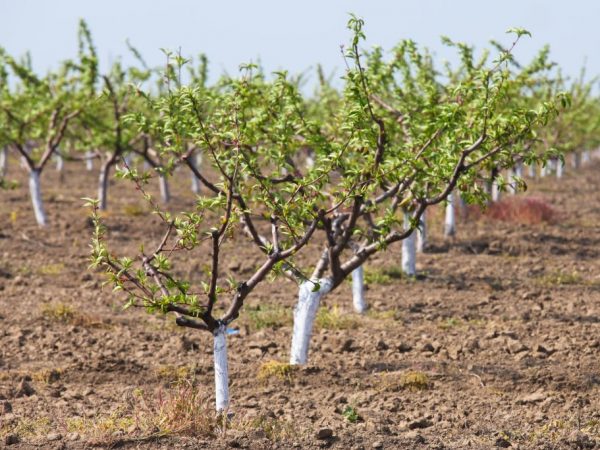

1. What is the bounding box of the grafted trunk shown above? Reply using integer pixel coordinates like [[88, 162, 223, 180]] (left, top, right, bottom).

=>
[[352, 266, 366, 314], [29, 169, 47, 226], [290, 278, 333, 365], [416, 212, 427, 253], [401, 212, 416, 276], [158, 174, 170, 203], [98, 162, 111, 211], [213, 324, 229, 412]]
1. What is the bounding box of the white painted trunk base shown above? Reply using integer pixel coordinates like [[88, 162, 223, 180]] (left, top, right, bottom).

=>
[[491, 179, 501, 202], [213, 325, 229, 412], [402, 212, 416, 276], [572, 153, 581, 170], [0, 147, 6, 177], [352, 266, 367, 314], [190, 154, 201, 194], [55, 154, 64, 172], [527, 164, 536, 178], [444, 193, 456, 237], [85, 152, 94, 171], [582, 151, 591, 164], [290, 278, 333, 365], [158, 174, 170, 203], [29, 170, 47, 226], [416, 212, 427, 253], [556, 159, 564, 179], [98, 166, 109, 211]]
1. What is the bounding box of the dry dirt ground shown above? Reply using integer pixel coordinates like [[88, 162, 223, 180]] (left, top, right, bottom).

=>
[[0, 157, 599, 449]]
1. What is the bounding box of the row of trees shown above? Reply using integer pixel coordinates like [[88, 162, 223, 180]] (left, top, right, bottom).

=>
[[2, 17, 600, 412]]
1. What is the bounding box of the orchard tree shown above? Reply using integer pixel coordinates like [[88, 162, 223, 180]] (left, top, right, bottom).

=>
[[0, 21, 95, 225], [287, 17, 567, 365], [88, 65, 331, 412]]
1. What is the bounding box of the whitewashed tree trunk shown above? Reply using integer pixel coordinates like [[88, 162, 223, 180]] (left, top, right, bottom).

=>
[[0, 147, 7, 178], [290, 278, 333, 365], [305, 154, 315, 170], [416, 212, 427, 253], [55, 154, 64, 172], [85, 151, 94, 171], [190, 153, 201, 194], [402, 211, 416, 276], [98, 163, 110, 211], [572, 152, 581, 170], [556, 158, 564, 179], [514, 162, 523, 178], [582, 150, 591, 164], [352, 266, 366, 314], [444, 193, 456, 237], [213, 324, 229, 412], [158, 174, 170, 203], [29, 169, 47, 226], [491, 177, 501, 202], [507, 168, 517, 195], [527, 163, 536, 178], [540, 163, 548, 177]]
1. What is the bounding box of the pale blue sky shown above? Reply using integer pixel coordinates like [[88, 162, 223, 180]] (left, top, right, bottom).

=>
[[1, 1, 599, 86]]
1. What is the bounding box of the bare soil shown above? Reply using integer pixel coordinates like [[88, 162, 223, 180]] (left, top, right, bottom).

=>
[[0, 159, 599, 449]]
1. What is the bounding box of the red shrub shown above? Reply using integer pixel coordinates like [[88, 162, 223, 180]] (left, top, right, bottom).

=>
[[484, 197, 557, 225]]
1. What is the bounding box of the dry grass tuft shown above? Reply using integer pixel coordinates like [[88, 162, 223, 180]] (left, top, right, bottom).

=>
[[378, 370, 431, 392], [315, 305, 360, 330], [257, 360, 297, 383]]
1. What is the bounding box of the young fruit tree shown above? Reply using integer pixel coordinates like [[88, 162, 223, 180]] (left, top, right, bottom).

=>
[[0, 23, 95, 225], [286, 18, 567, 365], [87, 65, 334, 412]]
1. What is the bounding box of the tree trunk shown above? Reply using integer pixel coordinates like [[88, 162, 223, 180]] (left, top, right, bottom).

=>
[[98, 162, 111, 211], [352, 266, 366, 314], [582, 150, 591, 164], [527, 163, 536, 178], [158, 174, 170, 203], [556, 159, 564, 179], [572, 152, 581, 170], [85, 151, 94, 171], [491, 179, 501, 202], [213, 324, 230, 412], [29, 169, 47, 226], [290, 278, 333, 365], [0, 147, 7, 178], [190, 153, 202, 194], [416, 211, 427, 253], [444, 193, 456, 237], [401, 211, 416, 276]]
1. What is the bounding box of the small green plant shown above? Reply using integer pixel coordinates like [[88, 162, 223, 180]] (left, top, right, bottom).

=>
[[122, 203, 147, 217], [364, 267, 405, 285], [342, 405, 360, 423]]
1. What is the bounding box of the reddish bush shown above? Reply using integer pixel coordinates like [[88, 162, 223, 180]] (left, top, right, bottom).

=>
[[484, 197, 557, 225]]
